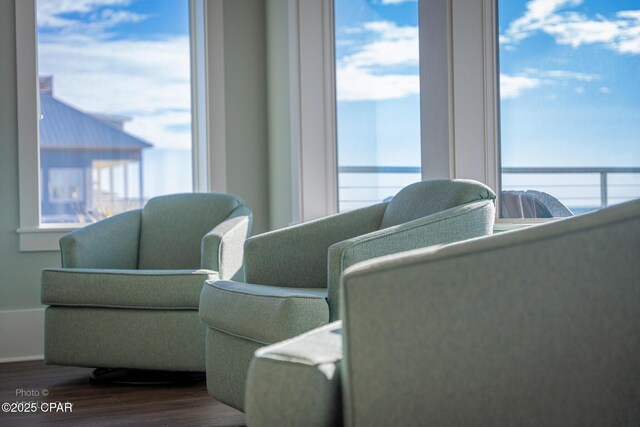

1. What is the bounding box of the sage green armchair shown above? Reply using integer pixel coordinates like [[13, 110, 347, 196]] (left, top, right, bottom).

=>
[[200, 179, 496, 409], [41, 193, 252, 373], [245, 198, 640, 427]]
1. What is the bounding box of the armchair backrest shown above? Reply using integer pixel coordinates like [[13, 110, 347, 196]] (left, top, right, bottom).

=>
[[325, 179, 496, 321], [341, 198, 640, 426], [138, 193, 243, 269], [380, 179, 496, 228]]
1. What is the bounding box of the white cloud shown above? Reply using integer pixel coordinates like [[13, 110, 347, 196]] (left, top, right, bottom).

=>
[[362, 21, 419, 41], [613, 11, 640, 54], [502, 0, 583, 43], [336, 65, 419, 101], [380, 0, 417, 4], [501, 0, 640, 55], [37, 0, 192, 149], [500, 68, 600, 99], [500, 74, 543, 99], [343, 22, 419, 67], [537, 69, 599, 81], [38, 0, 131, 15], [126, 110, 192, 148], [599, 86, 611, 94], [39, 36, 190, 112], [336, 21, 419, 101], [37, 0, 146, 33], [39, 35, 191, 149], [543, 14, 623, 47]]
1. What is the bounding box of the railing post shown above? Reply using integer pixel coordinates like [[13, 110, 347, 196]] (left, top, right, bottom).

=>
[[600, 172, 608, 208]]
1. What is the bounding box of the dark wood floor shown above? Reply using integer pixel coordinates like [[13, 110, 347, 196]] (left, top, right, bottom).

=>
[[0, 361, 245, 426]]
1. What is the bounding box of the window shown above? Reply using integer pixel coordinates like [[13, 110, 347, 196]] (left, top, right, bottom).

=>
[[295, 0, 490, 220], [36, 0, 193, 224], [17, 0, 224, 250], [333, 0, 421, 211], [47, 168, 84, 204], [497, 0, 640, 218], [300, 0, 638, 224]]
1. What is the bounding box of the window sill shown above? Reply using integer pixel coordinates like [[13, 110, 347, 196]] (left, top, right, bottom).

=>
[[17, 226, 79, 252]]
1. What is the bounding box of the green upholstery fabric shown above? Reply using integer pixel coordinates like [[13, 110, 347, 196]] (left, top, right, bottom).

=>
[[200, 280, 328, 345], [43, 193, 252, 372], [42, 269, 217, 309], [326, 199, 495, 320], [244, 199, 640, 426], [60, 209, 141, 269], [244, 202, 387, 288], [340, 199, 640, 426], [45, 307, 206, 371], [246, 322, 343, 427], [202, 205, 253, 279], [380, 179, 495, 228], [206, 328, 264, 411], [200, 179, 496, 409], [200, 280, 329, 410], [138, 193, 242, 270]]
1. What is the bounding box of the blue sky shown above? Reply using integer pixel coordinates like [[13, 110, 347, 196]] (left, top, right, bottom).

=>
[[335, 0, 421, 168], [36, 0, 639, 199], [498, 0, 640, 167], [36, 0, 193, 198], [37, 0, 192, 151], [334, 0, 640, 170]]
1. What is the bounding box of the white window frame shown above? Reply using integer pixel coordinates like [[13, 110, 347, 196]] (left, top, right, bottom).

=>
[[15, 0, 226, 251], [292, 0, 501, 221], [288, 0, 338, 222]]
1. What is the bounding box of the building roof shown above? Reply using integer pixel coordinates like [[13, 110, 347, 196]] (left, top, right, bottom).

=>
[[39, 94, 152, 150]]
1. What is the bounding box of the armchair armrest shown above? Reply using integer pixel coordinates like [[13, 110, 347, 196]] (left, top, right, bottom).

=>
[[246, 321, 343, 427], [60, 209, 142, 269], [340, 199, 640, 426], [327, 199, 495, 320], [244, 203, 387, 288], [201, 205, 253, 280]]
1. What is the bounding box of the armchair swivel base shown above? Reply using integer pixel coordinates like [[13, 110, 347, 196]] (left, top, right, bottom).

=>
[[89, 368, 206, 385]]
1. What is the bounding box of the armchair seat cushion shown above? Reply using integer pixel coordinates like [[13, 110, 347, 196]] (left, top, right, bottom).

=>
[[42, 268, 218, 309], [200, 280, 329, 344]]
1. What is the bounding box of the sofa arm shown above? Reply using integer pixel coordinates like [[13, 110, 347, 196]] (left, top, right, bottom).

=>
[[201, 205, 253, 280], [326, 199, 495, 320], [340, 199, 640, 426], [244, 203, 387, 288], [60, 209, 142, 269], [245, 322, 343, 427]]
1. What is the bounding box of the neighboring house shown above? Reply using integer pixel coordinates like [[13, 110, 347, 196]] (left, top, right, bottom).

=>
[[39, 76, 152, 223]]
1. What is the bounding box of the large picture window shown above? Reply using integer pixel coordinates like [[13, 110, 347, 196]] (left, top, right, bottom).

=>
[[497, 0, 640, 218], [35, 0, 193, 224], [333, 0, 421, 211]]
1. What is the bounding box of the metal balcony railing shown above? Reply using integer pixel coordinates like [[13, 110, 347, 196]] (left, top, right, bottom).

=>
[[501, 167, 640, 213], [338, 165, 640, 212]]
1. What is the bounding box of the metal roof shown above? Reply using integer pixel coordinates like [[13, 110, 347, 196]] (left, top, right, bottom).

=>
[[39, 94, 152, 150]]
